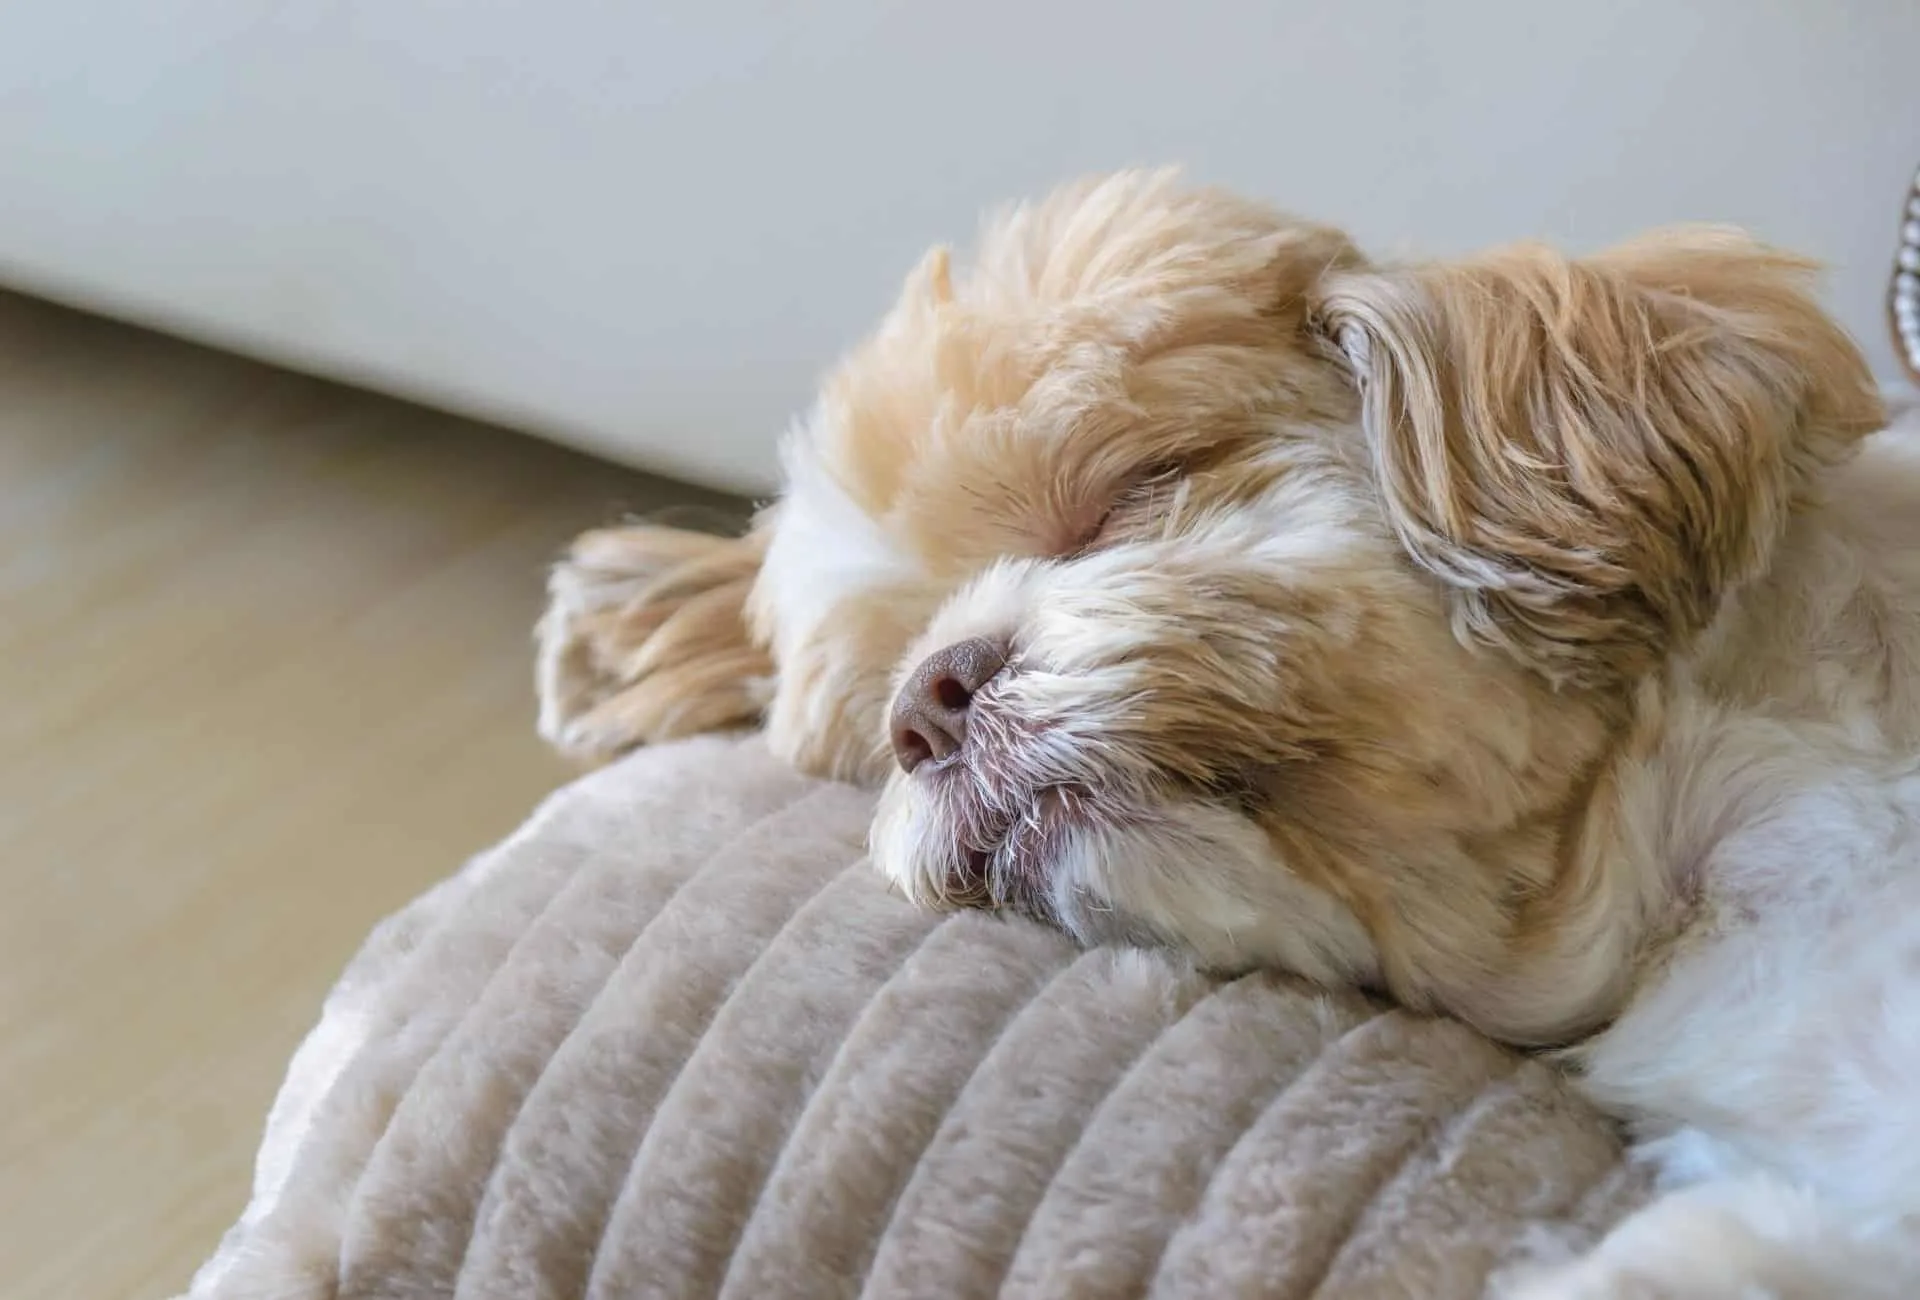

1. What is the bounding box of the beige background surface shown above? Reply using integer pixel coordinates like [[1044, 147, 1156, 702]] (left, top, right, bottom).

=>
[[0, 290, 731, 1300]]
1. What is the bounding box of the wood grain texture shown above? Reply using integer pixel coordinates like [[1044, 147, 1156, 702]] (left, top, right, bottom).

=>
[[0, 289, 741, 1300]]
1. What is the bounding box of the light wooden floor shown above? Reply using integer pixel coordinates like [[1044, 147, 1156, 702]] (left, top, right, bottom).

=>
[[0, 291, 739, 1300]]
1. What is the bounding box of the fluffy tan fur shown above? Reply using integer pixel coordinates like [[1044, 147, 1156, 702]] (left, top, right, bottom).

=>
[[1319, 231, 1882, 689], [540, 170, 1874, 1037], [540, 169, 1920, 1291], [537, 523, 769, 762]]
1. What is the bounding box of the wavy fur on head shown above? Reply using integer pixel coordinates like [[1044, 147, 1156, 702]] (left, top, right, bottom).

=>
[[1319, 231, 1879, 688], [539, 169, 1920, 1292]]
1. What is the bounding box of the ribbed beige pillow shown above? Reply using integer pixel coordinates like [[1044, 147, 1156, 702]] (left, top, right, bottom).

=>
[[183, 734, 1648, 1300]]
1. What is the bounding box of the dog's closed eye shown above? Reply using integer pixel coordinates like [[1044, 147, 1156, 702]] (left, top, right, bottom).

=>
[[1068, 460, 1189, 556]]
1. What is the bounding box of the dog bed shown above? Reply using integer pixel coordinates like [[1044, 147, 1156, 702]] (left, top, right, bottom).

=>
[[181, 734, 1649, 1299]]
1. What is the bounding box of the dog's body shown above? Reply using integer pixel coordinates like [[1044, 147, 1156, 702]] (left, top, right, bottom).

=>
[[1535, 445, 1920, 1292], [538, 172, 1919, 1294]]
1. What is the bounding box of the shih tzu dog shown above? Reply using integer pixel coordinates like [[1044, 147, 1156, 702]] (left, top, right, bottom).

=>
[[536, 170, 1918, 1295]]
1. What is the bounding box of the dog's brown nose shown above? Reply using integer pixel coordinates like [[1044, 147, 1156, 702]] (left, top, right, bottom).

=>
[[890, 637, 1007, 773]]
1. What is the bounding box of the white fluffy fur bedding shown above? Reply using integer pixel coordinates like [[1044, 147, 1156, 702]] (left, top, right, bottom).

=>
[[183, 735, 1650, 1299]]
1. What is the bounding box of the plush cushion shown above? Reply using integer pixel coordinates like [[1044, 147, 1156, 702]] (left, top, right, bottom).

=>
[[183, 735, 1649, 1299]]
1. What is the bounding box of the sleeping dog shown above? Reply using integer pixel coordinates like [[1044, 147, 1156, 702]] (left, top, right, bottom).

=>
[[538, 170, 1917, 1296]]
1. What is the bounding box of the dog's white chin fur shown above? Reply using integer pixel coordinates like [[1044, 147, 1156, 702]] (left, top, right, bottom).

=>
[[872, 773, 1382, 988]]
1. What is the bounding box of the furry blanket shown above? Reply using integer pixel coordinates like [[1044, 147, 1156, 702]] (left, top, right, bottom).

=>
[[183, 735, 1648, 1299]]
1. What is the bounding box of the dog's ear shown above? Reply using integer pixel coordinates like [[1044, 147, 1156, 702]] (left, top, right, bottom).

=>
[[1315, 228, 1885, 687], [1258, 220, 1368, 321]]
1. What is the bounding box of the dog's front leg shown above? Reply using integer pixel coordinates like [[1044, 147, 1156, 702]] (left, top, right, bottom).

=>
[[535, 523, 771, 764], [1494, 1173, 1916, 1300]]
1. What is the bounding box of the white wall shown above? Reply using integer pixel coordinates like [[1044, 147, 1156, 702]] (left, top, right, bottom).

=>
[[1, 0, 1914, 492]]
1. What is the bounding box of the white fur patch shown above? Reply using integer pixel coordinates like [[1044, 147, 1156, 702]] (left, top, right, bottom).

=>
[[758, 410, 921, 661]]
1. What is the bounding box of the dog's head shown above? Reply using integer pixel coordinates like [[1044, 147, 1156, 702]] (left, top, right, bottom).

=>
[[745, 169, 1883, 1042]]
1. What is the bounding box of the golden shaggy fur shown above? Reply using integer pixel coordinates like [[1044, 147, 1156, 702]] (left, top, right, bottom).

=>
[[540, 171, 1920, 1291], [538, 170, 1877, 1038]]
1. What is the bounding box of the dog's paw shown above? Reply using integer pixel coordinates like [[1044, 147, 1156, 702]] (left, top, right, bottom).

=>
[[1493, 1258, 1671, 1300], [1490, 1178, 1916, 1300], [535, 523, 772, 764]]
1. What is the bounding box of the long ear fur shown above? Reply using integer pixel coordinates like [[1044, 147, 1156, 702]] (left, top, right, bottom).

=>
[[1315, 228, 1886, 687]]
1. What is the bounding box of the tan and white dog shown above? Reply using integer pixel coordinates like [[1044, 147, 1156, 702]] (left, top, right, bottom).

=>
[[538, 170, 1919, 1295]]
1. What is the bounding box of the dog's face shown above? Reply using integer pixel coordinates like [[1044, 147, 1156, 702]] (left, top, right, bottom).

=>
[[746, 171, 1883, 1043]]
